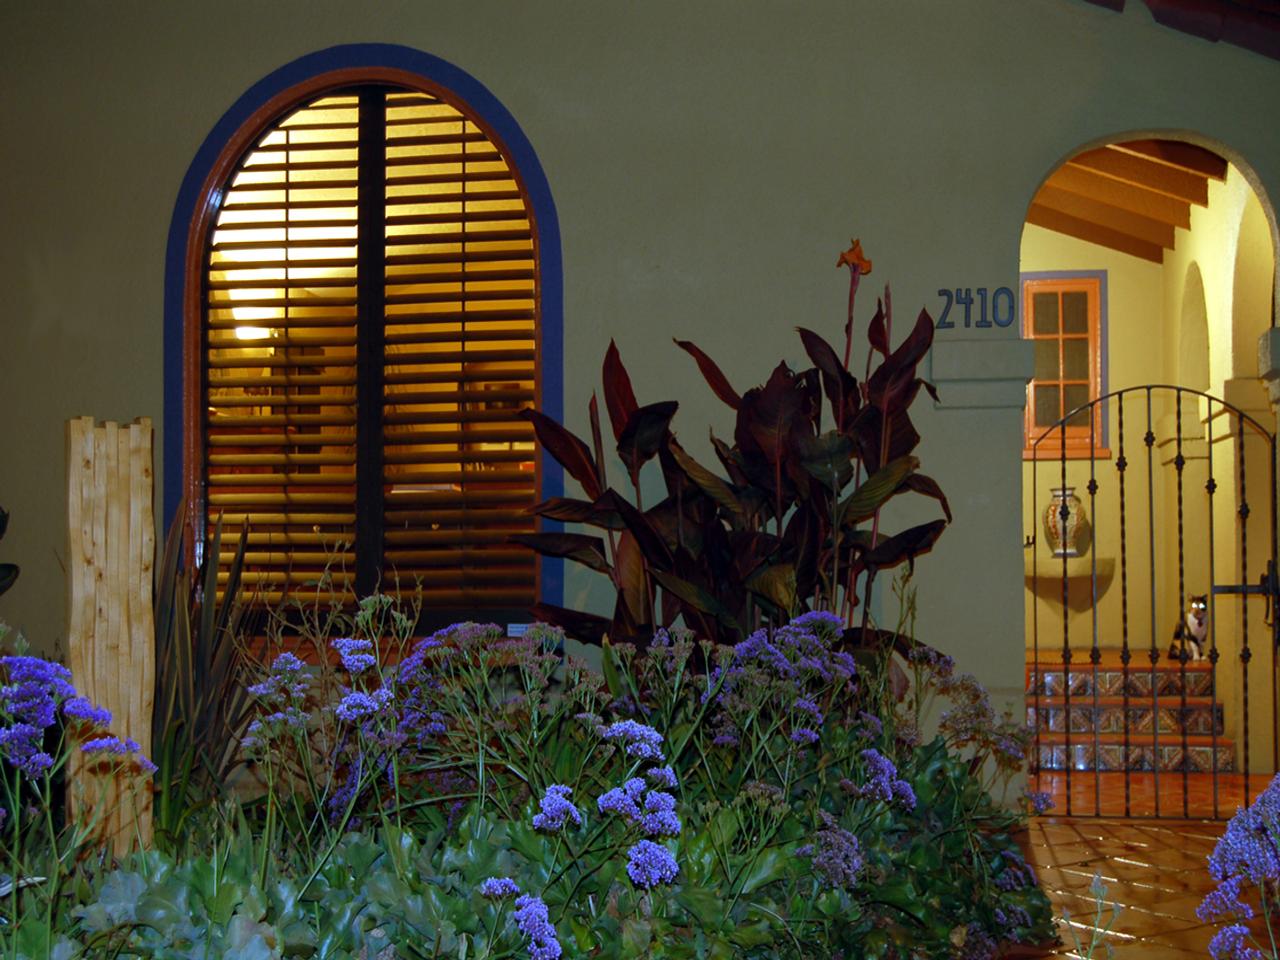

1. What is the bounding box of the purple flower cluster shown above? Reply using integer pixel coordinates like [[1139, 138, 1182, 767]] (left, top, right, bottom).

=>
[[82, 735, 157, 774], [513, 894, 562, 960], [797, 811, 863, 890], [993, 904, 1032, 936], [1207, 924, 1265, 960], [331, 637, 376, 676], [246, 652, 310, 705], [1023, 789, 1055, 815], [1197, 775, 1280, 946], [1209, 778, 1280, 884], [847, 748, 916, 810], [531, 784, 581, 832], [63, 696, 111, 727], [241, 707, 307, 752], [1, 656, 116, 778], [647, 765, 678, 789], [0, 723, 52, 778], [478, 876, 520, 899], [335, 687, 392, 723], [597, 778, 646, 819], [906, 643, 955, 679], [639, 789, 681, 837], [625, 839, 679, 888], [601, 720, 665, 761], [994, 848, 1038, 892]]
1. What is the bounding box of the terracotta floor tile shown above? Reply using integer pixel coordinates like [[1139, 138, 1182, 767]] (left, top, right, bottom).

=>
[[1018, 813, 1239, 959]]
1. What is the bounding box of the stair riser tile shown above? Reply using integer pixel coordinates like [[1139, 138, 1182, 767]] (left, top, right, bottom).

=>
[[1036, 744, 1235, 773], [1030, 669, 1215, 698], [1028, 705, 1224, 736]]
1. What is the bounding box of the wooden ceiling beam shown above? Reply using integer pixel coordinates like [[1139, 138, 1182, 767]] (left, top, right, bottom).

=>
[[1111, 139, 1228, 181], [1068, 147, 1209, 205], [1046, 166, 1191, 230], [1033, 184, 1177, 250], [1026, 204, 1165, 263]]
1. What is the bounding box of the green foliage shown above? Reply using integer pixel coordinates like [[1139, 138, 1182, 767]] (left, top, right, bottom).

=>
[[150, 504, 255, 851], [516, 249, 950, 645], [38, 600, 1052, 958]]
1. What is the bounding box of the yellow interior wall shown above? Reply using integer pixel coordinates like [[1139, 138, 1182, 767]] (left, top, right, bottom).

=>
[[1021, 165, 1279, 773]]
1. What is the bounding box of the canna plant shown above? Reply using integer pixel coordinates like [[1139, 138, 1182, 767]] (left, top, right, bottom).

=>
[[515, 240, 951, 645]]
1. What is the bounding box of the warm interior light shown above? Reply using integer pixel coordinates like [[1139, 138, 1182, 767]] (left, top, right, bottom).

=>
[[234, 326, 273, 341]]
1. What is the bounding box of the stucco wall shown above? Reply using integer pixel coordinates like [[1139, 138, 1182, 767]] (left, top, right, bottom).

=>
[[2, 0, 1280, 727]]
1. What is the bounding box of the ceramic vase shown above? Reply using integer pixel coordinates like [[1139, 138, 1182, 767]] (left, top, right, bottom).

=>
[[1043, 486, 1085, 558]]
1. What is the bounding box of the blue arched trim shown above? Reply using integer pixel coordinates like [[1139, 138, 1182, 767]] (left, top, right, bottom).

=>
[[164, 43, 564, 607]]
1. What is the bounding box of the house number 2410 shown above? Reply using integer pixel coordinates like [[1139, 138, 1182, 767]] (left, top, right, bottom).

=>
[[935, 287, 1016, 329]]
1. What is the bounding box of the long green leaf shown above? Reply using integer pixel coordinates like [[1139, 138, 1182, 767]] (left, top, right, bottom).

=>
[[651, 571, 739, 631], [667, 440, 745, 525], [838, 455, 918, 526]]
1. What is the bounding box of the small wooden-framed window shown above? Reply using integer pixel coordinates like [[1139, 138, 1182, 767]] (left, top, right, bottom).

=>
[[196, 81, 542, 623], [1022, 275, 1107, 459]]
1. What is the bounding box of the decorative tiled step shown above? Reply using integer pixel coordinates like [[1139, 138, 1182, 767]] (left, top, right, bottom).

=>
[[1027, 695, 1224, 736], [1034, 732, 1236, 773], [1027, 662, 1216, 698]]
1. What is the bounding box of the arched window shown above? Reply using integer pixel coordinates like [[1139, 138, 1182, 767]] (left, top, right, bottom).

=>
[[177, 62, 555, 625]]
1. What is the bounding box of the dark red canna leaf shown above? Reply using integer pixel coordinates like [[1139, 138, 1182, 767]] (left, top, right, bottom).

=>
[[862, 519, 948, 571], [618, 401, 679, 477], [603, 340, 639, 442], [674, 338, 742, 409], [798, 327, 860, 427], [599, 489, 673, 567], [589, 393, 609, 491], [740, 362, 805, 465], [614, 529, 649, 627], [522, 408, 602, 500], [868, 299, 889, 357], [901, 472, 952, 522], [509, 532, 611, 574], [527, 496, 625, 529], [867, 308, 934, 410]]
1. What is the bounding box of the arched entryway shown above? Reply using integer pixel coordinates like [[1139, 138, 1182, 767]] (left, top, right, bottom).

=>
[[1019, 135, 1280, 817]]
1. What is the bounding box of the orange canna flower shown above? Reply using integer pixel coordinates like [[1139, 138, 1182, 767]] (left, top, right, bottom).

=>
[[836, 239, 872, 275]]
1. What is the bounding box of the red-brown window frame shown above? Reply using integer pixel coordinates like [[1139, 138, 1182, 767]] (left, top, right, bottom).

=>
[[1022, 275, 1109, 460]]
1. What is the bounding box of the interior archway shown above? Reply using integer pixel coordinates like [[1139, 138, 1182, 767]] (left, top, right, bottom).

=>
[[1178, 262, 1209, 393], [1019, 134, 1279, 817]]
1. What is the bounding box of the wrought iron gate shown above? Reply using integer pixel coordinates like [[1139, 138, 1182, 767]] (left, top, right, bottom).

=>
[[1027, 385, 1279, 818]]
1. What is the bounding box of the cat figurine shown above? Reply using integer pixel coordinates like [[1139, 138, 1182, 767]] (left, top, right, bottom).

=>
[[1168, 594, 1208, 661]]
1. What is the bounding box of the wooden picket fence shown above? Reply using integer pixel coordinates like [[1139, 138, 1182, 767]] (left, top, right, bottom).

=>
[[66, 416, 155, 851]]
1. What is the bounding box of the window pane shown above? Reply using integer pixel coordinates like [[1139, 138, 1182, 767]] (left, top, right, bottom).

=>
[[1034, 340, 1059, 381], [1064, 383, 1090, 426], [1063, 291, 1089, 333], [1033, 293, 1059, 335], [1062, 338, 1089, 380], [1034, 385, 1060, 427]]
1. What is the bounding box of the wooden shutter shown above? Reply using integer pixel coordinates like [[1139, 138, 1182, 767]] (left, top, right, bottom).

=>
[[203, 87, 539, 611], [381, 90, 538, 610]]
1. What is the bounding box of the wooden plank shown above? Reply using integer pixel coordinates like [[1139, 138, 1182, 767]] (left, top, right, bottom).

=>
[[104, 421, 125, 848], [1045, 166, 1190, 229], [90, 424, 108, 713], [1068, 147, 1209, 205], [1026, 203, 1165, 263], [1112, 139, 1228, 181], [1032, 184, 1177, 250], [124, 424, 141, 769], [131, 418, 156, 845], [65, 418, 88, 791]]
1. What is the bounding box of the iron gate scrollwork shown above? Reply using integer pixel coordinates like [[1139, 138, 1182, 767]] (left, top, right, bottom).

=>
[[1027, 385, 1279, 818]]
